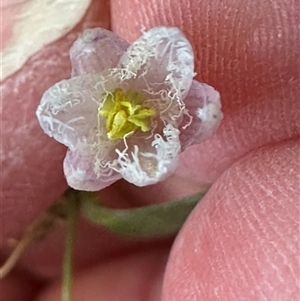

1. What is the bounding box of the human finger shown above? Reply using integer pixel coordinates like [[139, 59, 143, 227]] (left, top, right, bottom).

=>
[[163, 139, 299, 300]]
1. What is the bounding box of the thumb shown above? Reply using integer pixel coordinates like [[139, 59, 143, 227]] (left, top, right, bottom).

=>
[[163, 139, 299, 301]]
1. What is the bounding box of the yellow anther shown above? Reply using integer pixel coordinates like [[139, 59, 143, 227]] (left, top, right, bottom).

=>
[[99, 88, 156, 140]]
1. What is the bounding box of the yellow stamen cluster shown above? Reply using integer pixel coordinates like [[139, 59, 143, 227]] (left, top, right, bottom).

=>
[[99, 88, 156, 140]]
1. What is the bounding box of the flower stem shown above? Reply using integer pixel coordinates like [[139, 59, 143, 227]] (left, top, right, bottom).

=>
[[62, 194, 80, 301], [81, 191, 205, 238]]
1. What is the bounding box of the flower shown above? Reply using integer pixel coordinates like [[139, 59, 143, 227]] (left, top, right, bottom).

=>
[[36, 27, 223, 191]]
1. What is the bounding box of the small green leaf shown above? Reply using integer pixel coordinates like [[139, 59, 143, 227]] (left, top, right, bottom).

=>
[[80, 191, 205, 238]]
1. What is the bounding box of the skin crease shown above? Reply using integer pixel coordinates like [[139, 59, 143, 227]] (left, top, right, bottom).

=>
[[1, 0, 299, 300]]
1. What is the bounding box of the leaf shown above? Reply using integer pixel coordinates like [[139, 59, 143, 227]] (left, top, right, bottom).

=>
[[80, 191, 205, 238]]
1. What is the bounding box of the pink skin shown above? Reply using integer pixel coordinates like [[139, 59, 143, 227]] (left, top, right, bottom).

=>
[[1, 2, 24, 49], [1, 0, 299, 300]]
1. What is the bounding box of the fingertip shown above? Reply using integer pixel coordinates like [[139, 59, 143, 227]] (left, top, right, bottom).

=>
[[163, 139, 300, 301]]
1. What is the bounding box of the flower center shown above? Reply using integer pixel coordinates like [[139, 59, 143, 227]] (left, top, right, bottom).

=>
[[99, 88, 156, 140]]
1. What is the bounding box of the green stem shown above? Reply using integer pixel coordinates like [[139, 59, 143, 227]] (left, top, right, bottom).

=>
[[62, 194, 80, 301], [81, 191, 205, 238]]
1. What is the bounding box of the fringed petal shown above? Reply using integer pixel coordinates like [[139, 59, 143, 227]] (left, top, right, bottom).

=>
[[118, 27, 194, 98], [36, 74, 115, 152], [179, 80, 223, 151], [113, 124, 181, 186], [63, 149, 121, 191], [70, 28, 129, 76]]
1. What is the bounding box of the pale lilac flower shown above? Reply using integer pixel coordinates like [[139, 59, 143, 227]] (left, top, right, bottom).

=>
[[36, 27, 223, 191]]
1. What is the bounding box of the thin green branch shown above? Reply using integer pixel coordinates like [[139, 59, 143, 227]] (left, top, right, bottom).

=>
[[0, 196, 69, 279], [62, 194, 80, 301]]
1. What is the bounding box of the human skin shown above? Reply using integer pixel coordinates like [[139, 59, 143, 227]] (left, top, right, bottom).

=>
[[1, 0, 299, 300]]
